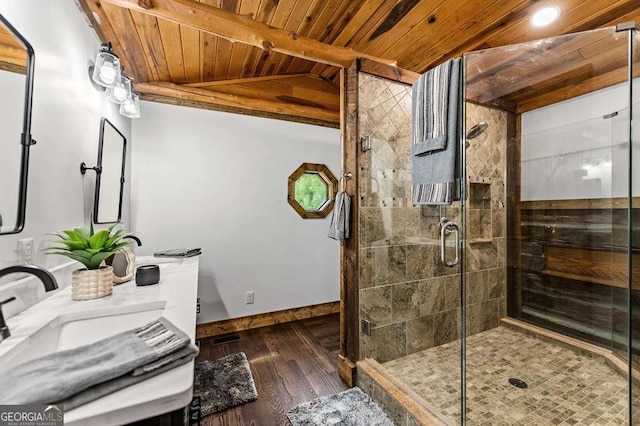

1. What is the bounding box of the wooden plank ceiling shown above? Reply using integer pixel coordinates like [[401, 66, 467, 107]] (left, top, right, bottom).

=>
[[77, 0, 640, 125]]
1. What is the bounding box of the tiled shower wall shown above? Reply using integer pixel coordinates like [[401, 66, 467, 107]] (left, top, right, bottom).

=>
[[357, 73, 507, 363], [464, 103, 508, 336]]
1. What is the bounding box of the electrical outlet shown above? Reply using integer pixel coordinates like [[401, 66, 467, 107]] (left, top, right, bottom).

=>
[[18, 238, 34, 265], [245, 291, 254, 305], [196, 298, 201, 314]]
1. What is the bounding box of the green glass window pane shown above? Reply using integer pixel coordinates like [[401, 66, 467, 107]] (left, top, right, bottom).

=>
[[294, 173, 328, 211]]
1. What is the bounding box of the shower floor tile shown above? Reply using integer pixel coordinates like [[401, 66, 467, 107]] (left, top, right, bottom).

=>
[[383, 326, 639, 425]]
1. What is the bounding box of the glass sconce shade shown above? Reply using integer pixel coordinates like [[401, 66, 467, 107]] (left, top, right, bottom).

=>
[[90, 42, 140, 118], [108, 73, 132, 104], [119, 93, 141, 118], [92, 46, 121, 88]]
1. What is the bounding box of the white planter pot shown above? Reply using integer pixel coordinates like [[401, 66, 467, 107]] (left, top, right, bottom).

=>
[[71, 266, 114, 301]]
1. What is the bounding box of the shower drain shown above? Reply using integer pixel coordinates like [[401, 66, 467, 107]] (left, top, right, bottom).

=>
[[508, 378, 528, 389]]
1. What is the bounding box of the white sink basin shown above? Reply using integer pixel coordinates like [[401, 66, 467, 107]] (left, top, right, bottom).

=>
[[0, 256, 199, 425], [0, 301, 166, 374]]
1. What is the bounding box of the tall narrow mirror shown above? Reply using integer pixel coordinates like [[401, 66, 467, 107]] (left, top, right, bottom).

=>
[[94, 118, 126, 224], [0, 13, 34, 235]]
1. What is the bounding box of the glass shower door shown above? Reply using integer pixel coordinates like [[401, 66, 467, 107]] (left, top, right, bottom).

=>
[[461, 26, 634, 425], [355, 71, 463, 424], [631, 26, 640, 425]]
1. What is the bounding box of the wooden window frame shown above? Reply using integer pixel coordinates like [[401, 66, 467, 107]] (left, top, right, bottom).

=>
[[287, 163, 337, 219]]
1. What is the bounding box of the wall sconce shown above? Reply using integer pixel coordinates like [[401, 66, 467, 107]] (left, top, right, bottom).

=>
[[91, 42, 120, 88], [108, 72, 132, 104], [89, 41, 141, 119], [119, 93, 140, 118]]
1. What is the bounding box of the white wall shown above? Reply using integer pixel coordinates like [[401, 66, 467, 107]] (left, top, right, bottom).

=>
[[132, 101, 340, 323], [521, 81, 638, 201], [0, 1, 131, 302]]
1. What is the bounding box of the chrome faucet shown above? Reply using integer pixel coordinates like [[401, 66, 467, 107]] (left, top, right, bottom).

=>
[[0, 265, 59, 342]]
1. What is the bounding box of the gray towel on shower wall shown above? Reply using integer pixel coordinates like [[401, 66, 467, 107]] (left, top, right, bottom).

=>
[[412, 59, 454, 155], [0, 317, 191, 405], [412, 58, 461, 205]]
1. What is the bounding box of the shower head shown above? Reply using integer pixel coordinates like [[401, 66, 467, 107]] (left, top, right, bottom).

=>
[[466, 122, 488, 140]]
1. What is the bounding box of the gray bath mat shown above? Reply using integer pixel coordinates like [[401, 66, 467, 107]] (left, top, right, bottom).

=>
[[287, 387, 394, 426], [194, 352, 258, 416]]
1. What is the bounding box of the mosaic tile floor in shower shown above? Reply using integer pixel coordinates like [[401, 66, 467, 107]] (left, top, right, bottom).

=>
[[383, 326, 640, 425]]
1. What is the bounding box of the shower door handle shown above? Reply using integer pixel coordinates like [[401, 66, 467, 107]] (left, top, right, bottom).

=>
[[440, 220, 460, 267]]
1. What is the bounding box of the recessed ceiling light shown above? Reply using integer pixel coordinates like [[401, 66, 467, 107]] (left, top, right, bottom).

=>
[[530, 6, 561, 27]]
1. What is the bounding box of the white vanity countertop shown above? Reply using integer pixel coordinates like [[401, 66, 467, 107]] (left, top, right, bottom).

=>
[[1, 256, 200, 425]]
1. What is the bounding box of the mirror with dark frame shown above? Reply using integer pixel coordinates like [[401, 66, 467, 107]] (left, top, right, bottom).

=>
[[88, 118, 127, 224], [0, 13, 35, 235]]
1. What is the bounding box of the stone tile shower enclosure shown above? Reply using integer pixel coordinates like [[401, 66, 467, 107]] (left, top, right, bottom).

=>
[[353, 24, 639, 425], [357, 73, 507, 363]]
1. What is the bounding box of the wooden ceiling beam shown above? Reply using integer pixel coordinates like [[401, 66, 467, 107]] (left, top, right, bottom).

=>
[[100, 0, 397, 69], [189, 76, 340, 109], [136, 81, 340, 127], [184, 73, 309, 88]]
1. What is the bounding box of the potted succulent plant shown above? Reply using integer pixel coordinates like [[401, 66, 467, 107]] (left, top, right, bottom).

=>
[[46, 223, 129, 301]]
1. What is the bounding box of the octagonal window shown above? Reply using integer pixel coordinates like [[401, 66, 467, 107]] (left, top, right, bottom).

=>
[[288, 163, 337, 219]]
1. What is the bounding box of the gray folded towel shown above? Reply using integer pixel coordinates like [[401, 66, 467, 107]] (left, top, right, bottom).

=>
[[412, 59, 454, 155], [328, 191, 351, 243], [412, 58, 461, 205], [0, 317, 191, 406], [59, 343, 199, 411], [154, 248, 202, 258]]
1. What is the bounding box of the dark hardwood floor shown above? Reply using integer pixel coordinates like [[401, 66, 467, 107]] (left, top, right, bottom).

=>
[[197, 313, 347, 426]]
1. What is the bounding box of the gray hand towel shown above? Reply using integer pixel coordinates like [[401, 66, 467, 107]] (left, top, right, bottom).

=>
[[412, 59, 454, 155], [328, 191, 351, 243], [412, 58, 461, 205], [59, 343, 199, 411], [0, 317, 190, 405]]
